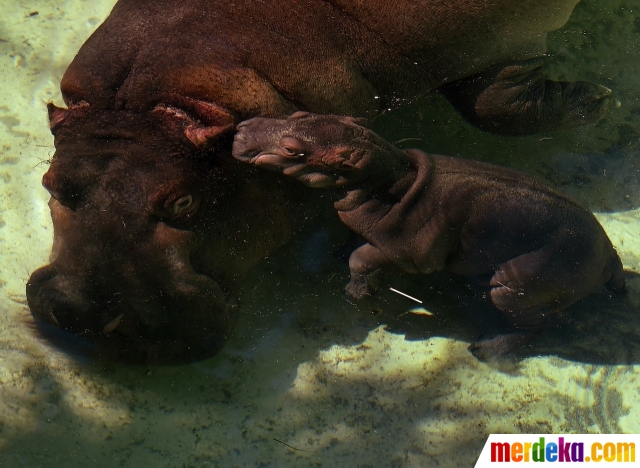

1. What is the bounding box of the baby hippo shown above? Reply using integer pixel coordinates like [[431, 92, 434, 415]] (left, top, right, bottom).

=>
[[233, 112, 625, 358]]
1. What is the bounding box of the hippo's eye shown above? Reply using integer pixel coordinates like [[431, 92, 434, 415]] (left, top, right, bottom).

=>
[[171, 195, 198, 218], [282, 146, 301, 157], [279, 136, 305, 158]]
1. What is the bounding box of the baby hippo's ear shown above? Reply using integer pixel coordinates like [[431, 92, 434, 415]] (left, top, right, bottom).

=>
[[287, 111, 312, 120], [286, 112, 367, 127], [336, 115, 368, 127], [153, 97, 235, 148]]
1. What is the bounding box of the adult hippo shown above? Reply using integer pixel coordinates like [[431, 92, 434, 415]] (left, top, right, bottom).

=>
[[27, 0, 617, 364]]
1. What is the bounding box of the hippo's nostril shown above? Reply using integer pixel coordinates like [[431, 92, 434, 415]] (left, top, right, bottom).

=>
[[26, 265, 58, 296], [27, 268, 98, 335], [235, 120, 254, 130], [27, 266, 65, 328], [232, 132, 247, 145], [29, 287, 72, 325], [231, 140, 260, 162]]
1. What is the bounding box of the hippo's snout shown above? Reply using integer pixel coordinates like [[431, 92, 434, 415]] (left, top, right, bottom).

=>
[[233, 119, 275, 163], [233, 116, 302, 163], [27, 265, 96, 332], [232, 130, 261, 162], [26, 260, 237, 364]]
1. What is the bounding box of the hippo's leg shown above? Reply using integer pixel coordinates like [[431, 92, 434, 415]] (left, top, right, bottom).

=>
[[345, 243, 389, 299], [469, 246, 573, 360], [440, 58, 619, 135]]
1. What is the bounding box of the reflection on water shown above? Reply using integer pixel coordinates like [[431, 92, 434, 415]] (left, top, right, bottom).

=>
[[1, 0, 640, 466]]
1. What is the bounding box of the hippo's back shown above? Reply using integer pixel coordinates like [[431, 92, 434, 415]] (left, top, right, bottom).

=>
[[60, 0, 580, 120], [326, 0, 580, 83], [60, 0, 413, 118]]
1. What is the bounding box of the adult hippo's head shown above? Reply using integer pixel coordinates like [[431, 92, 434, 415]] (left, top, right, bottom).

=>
[[26, 100, 302, 364]]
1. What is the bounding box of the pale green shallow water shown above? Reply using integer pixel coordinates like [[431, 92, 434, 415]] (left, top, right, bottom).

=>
[[1, 1, 640, 467]]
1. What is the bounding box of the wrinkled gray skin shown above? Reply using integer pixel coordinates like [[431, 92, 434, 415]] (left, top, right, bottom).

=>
[[27, 0, 617, 363], [233, 113, 626, 358]]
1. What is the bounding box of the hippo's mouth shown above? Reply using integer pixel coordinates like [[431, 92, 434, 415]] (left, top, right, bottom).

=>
[[26, 262, 238, 364]]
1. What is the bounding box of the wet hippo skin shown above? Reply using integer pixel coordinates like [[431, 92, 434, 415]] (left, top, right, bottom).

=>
[[232, 113, 626, 358], [28, 0, 618, 363]]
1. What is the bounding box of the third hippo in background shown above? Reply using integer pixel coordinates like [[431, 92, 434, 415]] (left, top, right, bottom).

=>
[[232, 113, 626, 358]]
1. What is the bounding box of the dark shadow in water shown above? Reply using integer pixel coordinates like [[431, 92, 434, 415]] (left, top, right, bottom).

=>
[[232, 227, 640, 369], [379, 269, 640, 366], [25, 222, 640, 372]]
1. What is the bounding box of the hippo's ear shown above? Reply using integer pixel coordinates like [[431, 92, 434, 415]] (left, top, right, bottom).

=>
[[47, 103, 67, 131], [153, 99, 235, 148], [286, 112, 368, 127], [337, 115, 368, 126], [47, 101, 90, 134], [287, 111, 312, 120]]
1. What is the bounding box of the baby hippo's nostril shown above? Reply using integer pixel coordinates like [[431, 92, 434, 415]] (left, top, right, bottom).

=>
[[235, 120, 256, 132], [232, 136, 261, 162], [232, 130, 247, 144]]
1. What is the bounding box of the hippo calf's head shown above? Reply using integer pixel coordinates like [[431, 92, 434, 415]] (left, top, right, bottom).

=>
[[27, 101, 282, 364], [233, 112, 402, 188]]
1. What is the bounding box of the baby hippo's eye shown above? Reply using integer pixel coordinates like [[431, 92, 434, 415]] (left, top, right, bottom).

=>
[[172, 194, 198, 218], [279, 136, 306, 158]]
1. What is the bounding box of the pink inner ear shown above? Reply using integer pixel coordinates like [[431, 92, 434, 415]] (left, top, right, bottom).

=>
[[47, 101, 91, 131], [184, 124, 234, 147], [152, 95, 236, 148], [47, 103, 67, 129], [183, 97, 235, 128]]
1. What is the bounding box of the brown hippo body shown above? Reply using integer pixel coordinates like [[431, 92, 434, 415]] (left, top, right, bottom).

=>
[[60, 0, 614, 133], [28, 0, 617, 363], [232, 113, 626, 357]]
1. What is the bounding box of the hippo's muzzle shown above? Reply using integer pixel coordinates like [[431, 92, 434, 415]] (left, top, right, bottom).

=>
[[26, 236, 237, 364]]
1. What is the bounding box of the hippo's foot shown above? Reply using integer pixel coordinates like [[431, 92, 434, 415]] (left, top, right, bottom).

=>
[[555, 81, 618, 127], [468, 332, 532, 361], [441, 57, 619, 135], [344, 269, 382, 299], [345, 243, 389, 299]]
